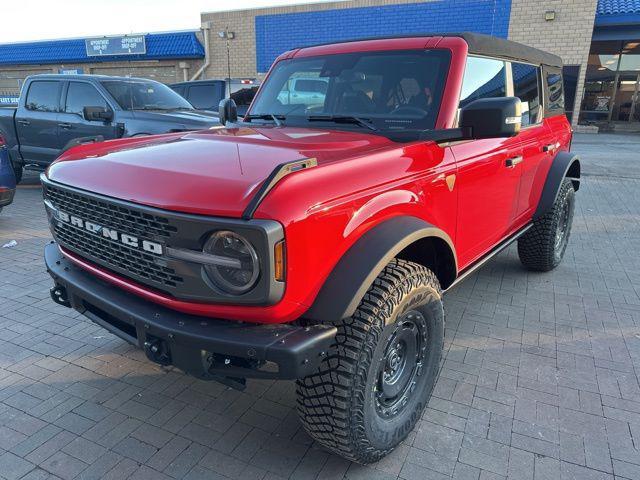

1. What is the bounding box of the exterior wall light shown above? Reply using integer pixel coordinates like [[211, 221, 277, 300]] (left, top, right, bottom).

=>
[[544, 10, 556, 21]]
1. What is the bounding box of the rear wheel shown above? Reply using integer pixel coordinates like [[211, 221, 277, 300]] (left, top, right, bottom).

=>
[[518, 178, 575, 271], [296, 259, 444, 463]]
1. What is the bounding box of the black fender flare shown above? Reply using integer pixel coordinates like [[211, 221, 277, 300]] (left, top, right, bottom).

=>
[[304, 216, 457, 323], [534, 151, 580, 220]]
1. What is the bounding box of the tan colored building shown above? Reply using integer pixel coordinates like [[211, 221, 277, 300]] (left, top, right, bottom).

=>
[[197, 0, 640, 129], [3, 1, 640, 129]]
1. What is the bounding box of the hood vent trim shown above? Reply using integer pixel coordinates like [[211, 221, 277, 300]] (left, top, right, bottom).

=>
[[242, 157, 317, 220]]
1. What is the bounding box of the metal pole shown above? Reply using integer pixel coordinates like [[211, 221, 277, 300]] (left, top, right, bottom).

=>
[[226, 27, 232, 95]]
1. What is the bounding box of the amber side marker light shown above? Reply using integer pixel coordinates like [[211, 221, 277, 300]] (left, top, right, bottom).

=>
[[274, 240, 286, 282]]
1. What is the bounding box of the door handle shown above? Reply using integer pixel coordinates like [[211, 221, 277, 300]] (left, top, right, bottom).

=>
[[58, 123, 72, 129], [505, 155, 524, 168], [542, 142, 559, 153], [17, 120, 30, 126]]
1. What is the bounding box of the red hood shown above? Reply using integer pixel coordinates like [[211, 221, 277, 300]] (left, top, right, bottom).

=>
[[47, 126, 395, 217]]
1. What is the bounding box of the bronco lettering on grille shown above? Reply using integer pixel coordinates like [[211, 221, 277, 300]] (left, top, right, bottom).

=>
[[55, 209, 164, 255]]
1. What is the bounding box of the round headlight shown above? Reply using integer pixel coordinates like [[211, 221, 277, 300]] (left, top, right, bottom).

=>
[[203, 231, 260, 294]]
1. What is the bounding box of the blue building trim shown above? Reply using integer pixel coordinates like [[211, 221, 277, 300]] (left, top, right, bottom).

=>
[[595, 12, 640, 26], [0, 31, 204, 66], [596, 0, 640, 25], [255, 0, 513, 73]]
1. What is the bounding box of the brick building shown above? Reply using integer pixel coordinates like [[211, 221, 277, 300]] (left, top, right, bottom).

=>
[[199, 0, 640, 129], [0, 31, 205, 103], [2, 0, 640, 129]]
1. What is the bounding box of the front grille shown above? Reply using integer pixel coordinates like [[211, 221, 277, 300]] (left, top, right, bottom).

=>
[[44, 184, 177, 239], [43, 182, 184, 292]]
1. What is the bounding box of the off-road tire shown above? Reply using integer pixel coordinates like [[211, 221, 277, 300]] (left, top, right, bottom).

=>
[[518, 178, 575, 271], [296, 259, 444, 464], [11, 161, 22, 184]]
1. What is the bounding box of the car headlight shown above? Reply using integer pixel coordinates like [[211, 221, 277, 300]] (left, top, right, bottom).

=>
[[203, 231, 260, 294]]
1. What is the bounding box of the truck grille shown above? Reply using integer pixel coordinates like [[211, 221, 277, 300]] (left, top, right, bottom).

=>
[[43, 182, 184, 292]]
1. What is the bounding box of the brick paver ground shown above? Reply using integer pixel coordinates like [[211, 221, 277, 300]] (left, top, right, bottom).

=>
[[1, 133, 639, 479]]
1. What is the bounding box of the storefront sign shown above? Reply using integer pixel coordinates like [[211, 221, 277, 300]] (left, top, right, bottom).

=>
[[0, 95, 19, 105], [59, 68, 84, 75], [85, 35, 146, 57]]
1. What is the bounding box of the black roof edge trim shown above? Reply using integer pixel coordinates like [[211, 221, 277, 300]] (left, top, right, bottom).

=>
[[242, 157, 318, 220], [294, 32, 562, 68]]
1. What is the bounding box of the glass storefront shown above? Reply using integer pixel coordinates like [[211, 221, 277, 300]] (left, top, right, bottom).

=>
[[580, 40, 640, 124]]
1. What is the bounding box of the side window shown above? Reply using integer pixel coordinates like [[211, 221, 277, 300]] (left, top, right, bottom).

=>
[[512, 63, 541, 126], [545, 70, 565, 114], [65, 82, 108, 115], [187, 85, 217, 109], [171, 85, 186, 97], [25, 81, 60, 112], [459, 57, 507, 107]]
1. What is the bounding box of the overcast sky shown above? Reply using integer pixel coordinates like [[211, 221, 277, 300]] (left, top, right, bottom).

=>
[[1, 0, 339, 43]]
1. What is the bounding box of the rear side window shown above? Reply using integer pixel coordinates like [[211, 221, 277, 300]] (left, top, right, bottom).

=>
[[544, 70, 565, 114], [512, 63, 541, 126], [65, 82, 108, 115], [25, 81, 60, 112], [459, 57, 507, 107], [171, 85, 186, 96], [187, 84, 222, 109]]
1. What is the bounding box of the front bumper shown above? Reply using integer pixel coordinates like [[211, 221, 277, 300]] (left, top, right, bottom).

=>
[[45, 243, 336, 383], [0, 187, 15, 208]]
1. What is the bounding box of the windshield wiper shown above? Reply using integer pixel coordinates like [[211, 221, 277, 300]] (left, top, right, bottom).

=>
[[307, 115, 378, 131], [244, 113, 285, 126]]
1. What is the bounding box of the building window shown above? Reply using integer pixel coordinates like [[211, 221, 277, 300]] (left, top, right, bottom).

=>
[[579, 40, 640, 124]]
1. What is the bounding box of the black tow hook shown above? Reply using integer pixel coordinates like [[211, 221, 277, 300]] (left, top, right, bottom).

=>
[[50, 285, 71, 308], [143, 336, 172, 366]]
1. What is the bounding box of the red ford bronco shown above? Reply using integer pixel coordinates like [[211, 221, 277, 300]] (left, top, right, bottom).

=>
[[43, 33, 580, 463]]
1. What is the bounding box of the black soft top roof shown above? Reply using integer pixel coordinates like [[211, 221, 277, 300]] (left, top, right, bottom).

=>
[[298, 32, 562, 68]]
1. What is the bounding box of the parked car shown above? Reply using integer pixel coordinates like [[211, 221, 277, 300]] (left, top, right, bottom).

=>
[[42, 33, 579, 463], [0, 133, 16, 214], [0, 74, 220, 183], [170, 78, 260, 115], [276, 76, 328, 107]]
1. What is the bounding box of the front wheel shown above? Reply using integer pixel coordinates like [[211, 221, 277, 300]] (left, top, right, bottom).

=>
[[518, 178, 575, 271], [296, 259, 444, 464]]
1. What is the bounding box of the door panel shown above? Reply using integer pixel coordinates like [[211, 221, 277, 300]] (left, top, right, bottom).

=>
[[57, 81, 119, 152], [451, 138, 522, 269], [16, 80, 62, 165], [511, 124, 551, 222], [510, 62, 549, 222]]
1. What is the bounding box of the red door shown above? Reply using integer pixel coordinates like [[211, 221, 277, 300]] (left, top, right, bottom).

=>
[[450, 138, 523, 269]]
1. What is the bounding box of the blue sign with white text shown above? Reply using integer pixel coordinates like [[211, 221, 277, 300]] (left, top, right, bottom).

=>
[[0, 95, 19, 106], [85, 35, 146, 57]]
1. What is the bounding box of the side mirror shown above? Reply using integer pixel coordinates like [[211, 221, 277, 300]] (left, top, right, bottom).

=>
[[83, 106, 113, 123], [219, 98, 238, 125], [460, 97, 521, 139]]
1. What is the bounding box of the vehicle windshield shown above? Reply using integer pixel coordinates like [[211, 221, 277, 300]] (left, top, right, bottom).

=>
[[102, 80, 194, 111], [249, 49, 450, 134]]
